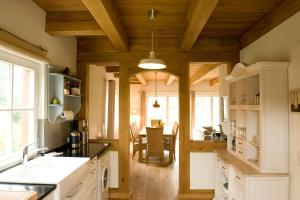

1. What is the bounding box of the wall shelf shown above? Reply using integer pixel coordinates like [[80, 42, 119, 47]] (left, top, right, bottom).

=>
[[48, 70, 81, 124], [227, 62, 289, 173]]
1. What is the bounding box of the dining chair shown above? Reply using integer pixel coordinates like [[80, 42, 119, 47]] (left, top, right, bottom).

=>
[[130, 122, 146, 160], [164, 122, 179, 161], [146, 127, 164, 164]]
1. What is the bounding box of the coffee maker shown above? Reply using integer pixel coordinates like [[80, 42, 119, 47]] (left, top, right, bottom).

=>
[[77, 120, 89, 145]]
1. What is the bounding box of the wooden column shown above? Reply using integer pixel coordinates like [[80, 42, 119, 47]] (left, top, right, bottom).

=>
[[118, 63, 130, 196], [190, 91, 196, 132], [76, 63, 89, 120], [179, 62, 190, 194], [107, 80, 116, 139]]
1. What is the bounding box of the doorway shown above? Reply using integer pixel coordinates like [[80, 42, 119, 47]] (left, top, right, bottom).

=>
[[129, 71, 179, 199]]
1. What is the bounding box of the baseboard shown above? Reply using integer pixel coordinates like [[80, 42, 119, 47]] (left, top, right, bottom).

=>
[[109, 188, 131, 199], [177, 189, 214, 200]]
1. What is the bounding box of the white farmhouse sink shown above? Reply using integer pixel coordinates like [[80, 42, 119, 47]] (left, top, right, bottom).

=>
[[0, 156, 89, 184]]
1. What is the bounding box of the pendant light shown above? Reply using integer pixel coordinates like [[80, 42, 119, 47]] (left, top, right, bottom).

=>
[[153, 72, 160, 108], [138, 9, 166, 69]]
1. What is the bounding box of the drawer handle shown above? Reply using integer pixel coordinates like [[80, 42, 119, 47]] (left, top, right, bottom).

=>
[[236, 175, 241, 180], [238, 151, 243, 154], [91, 169, 97, 174], [238, 142, 243, 145], [222, 166, 226, 170], [67, 183, 83, 198]]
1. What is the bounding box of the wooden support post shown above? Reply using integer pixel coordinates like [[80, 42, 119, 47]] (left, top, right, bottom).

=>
[[179, 62, 190, 194], [118, 63, 130, 196]]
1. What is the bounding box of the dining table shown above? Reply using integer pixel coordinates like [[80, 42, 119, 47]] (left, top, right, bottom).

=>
[[138, 126, 175, 163]]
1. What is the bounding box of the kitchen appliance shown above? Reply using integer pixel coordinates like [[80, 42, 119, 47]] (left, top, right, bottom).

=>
[[78, 120, 89, 145], [69, 131, 81, 149], [98, 151, 110, 200]]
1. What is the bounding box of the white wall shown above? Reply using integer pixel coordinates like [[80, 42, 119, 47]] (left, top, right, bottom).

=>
[[88, 66, 106, 139], [0, 0, 77, 73], [240, 11, 300, 200]]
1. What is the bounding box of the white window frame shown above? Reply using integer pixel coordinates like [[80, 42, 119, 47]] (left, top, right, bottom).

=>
[[195, 92, 219, 128], [0, 50, 40, 170], [146, 91, 179, 126]]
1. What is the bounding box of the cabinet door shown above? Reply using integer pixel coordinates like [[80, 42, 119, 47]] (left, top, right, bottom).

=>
[[232, 170, 245, 200]]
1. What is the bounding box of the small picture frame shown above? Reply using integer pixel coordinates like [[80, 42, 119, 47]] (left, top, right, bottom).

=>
[[290, 90, 300, 112]]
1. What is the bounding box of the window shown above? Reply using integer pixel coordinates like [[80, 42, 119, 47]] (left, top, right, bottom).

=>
[[146, 93, 179, 126], [0, 52, 38, 170], [195, 94, 219, 128]]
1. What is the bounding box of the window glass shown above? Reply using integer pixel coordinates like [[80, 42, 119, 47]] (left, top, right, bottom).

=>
[[0, 60, 12, 109], [146, 95, 178, 127], [0, 58, 36, 170], [195, 95, 220, 129], [168, 96, 179, 126], [13, 65, 35, 109]]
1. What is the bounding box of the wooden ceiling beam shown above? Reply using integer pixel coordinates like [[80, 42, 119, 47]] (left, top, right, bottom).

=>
[[210, 77, 219, 86], [241, 0, 300, 48], [106, 66, 119, 73], [190, 63, 220, 85], [180, 0, 219, 51], [46, 12, 105, 36], [82, 0, 128, 51], [136, 74, 147, 86], [166, 75, 176, 86]]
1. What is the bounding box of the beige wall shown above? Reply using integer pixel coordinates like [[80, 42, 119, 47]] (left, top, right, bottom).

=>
[[0, 0, 77, 73], [240, 11, 300, 200]]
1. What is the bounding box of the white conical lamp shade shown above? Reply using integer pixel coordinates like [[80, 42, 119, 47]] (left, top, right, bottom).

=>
[[138, 51, 166, 69]]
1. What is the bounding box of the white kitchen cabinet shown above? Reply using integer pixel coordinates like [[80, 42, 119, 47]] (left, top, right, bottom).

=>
[[109, 151, 118, 188], [215, 153, 289, 200], [227, 62, 289, 173], [190, 152, 216, 189]]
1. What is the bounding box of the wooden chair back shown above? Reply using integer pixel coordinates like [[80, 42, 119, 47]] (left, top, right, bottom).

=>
[[146, 127, 164, 158], [150, 119, 161, 127], [172, 122, 179, 145], [130, 122, 139, 142]]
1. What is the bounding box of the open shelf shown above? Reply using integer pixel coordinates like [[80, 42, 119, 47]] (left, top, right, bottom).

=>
[[48, 70, 81, 124], [49, 104, 63, 107]]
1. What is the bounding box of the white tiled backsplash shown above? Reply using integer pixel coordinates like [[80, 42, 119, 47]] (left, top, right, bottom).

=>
[[38, 119, 73, 150]]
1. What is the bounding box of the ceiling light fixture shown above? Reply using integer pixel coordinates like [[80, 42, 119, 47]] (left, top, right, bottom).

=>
[[153, 72, 160, 108], [138, 8, 166, 70]]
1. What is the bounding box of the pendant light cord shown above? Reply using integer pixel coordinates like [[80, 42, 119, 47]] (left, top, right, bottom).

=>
[[155, 72, 157, 98], [151, 17, 154, 52]]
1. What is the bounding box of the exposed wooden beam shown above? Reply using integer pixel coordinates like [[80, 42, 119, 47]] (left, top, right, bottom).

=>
[[190, 63, 220, 85], [166, 75, 176, 86], [106, 66, 119, 73], [241, 0, 300, 48], [210, 77, 219, 86], [46, 12, 105, 36], [136, 74, 147, 85], [77, 37, 240, 64], [180, 0, 219, 51], [81, 0, 128, 51]]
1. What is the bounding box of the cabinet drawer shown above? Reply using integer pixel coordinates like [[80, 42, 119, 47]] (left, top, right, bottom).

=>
[[236, 139, 246, 149], [89, 157, 97, 170], [233, 168, 245, 184], [236, 148, 245, 157]]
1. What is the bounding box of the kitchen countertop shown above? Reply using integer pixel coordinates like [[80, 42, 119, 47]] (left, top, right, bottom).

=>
[[214, 149, 288, 176], [0, 142, 110, 199], [0, 183, 55, 200], [0, 190, 37, 200], [53, 142, 110, 159]]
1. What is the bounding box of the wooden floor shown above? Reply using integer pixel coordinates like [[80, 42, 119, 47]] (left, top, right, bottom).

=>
[[129, 149, 179, 200]]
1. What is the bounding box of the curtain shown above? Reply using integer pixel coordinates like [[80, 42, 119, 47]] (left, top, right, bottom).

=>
[[140, 90, 147, 130]]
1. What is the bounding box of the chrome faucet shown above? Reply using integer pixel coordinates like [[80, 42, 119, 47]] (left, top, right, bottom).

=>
[[22, 142, 48, 165]]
